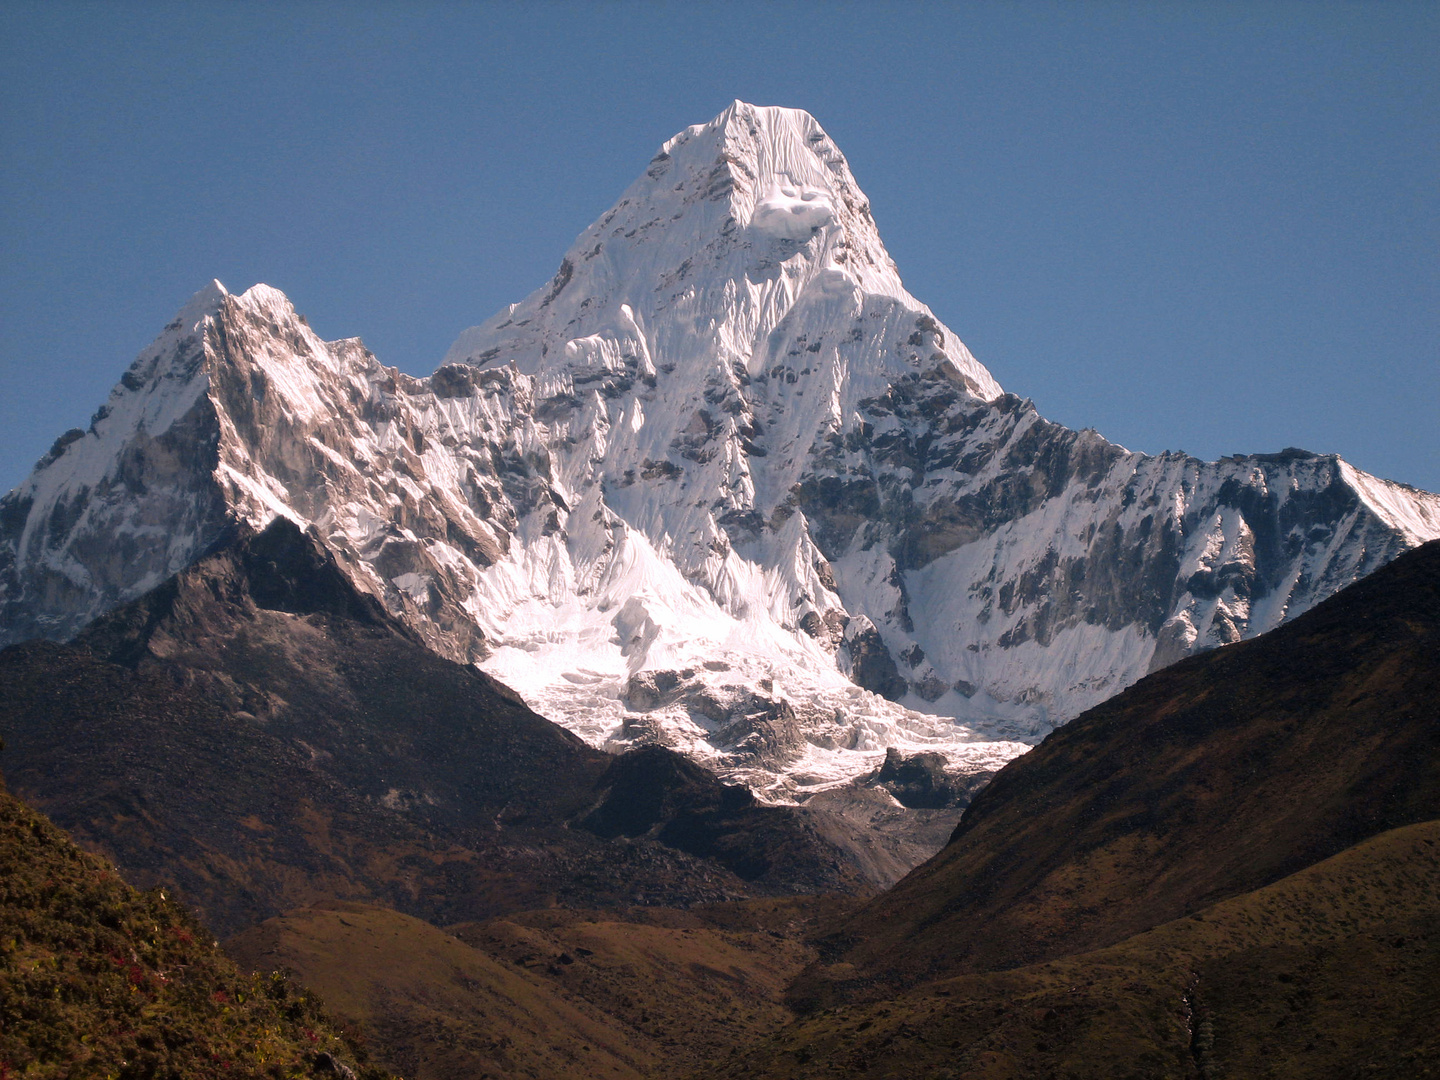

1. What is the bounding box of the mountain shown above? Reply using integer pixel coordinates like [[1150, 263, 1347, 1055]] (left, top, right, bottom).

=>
[[2, 101, 1437, 798], [0, 517, 868, 938]]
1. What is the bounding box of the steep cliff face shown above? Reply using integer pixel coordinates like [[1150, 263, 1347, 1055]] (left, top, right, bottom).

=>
[[2, 102, 1437, 796], [0, 283, 233, 645], [803, 386, 1439, 731]]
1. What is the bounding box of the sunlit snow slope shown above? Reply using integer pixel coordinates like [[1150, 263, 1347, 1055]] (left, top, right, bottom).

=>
[[3, 102, 1438, 798]]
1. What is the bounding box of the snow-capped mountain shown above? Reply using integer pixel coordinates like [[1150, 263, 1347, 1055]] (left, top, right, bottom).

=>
[[3, 102, 1437, 799]]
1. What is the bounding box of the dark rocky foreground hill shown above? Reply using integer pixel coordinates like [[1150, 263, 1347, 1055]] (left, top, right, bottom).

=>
[[720, 821, 1440, 1079], [0, 518, 868, 938]]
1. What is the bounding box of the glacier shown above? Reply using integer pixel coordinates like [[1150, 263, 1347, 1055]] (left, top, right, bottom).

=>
[[3, 101, 1438, 802]]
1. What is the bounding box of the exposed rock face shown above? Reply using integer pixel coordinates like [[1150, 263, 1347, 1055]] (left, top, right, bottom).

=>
[[874, 747, 984, 810], [577, 744, 849, 886], [2, 102, 1438, 797]]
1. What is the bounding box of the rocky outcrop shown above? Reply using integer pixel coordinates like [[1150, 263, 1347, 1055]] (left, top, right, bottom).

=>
[[873, 747, 987, 810], [577, 744, 850, 887]]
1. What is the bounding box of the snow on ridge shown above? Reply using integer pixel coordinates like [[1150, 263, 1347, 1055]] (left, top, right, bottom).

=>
[[1339, 460, 1440, 546], [443, 100, 1001, 403], [9, 279, 233, 548]]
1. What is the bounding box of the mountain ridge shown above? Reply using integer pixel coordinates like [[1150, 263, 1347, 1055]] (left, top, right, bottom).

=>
[[2, 102, 1437, 800]]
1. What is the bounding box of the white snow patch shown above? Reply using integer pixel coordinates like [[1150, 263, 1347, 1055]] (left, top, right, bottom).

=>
[[751, 182, 835, 240]]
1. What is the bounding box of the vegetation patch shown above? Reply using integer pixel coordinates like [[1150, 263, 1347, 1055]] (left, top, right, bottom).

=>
[[0, 785, 392, 1079]]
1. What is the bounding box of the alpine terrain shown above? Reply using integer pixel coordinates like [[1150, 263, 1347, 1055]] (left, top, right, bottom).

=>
[[720, 537, 1440, 1080], [2, 101, 1437, 801]]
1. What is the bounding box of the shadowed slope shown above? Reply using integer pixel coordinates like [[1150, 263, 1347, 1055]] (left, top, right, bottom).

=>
[[716, 819, 1440, 1079]]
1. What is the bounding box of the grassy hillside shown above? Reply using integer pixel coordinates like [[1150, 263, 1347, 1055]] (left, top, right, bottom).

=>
[[227, 897, 858, 1080], [714, 818, 1440, 1079], [0, 781, 394, 1080]]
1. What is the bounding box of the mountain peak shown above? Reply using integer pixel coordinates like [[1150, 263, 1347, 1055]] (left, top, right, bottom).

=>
[[4, 105, 1439, 810], [177, 278, 229, 325], [659, 101, 857, 242], [443, 104, 1002, 400]]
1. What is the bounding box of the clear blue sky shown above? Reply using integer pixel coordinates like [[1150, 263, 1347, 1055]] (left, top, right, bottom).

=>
[[3, 1, 1436, 494]]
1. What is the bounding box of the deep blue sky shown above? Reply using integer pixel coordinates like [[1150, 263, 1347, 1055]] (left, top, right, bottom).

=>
[[3, 1, 1436, 495]]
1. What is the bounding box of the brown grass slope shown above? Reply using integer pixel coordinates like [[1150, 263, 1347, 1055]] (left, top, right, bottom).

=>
[[797, 537, 1440, 1001], [0, 777, 395, 1080], [715, 818, 1440, 1080], [227, 897, 859, 1080], [0, 518, 867, 937]]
